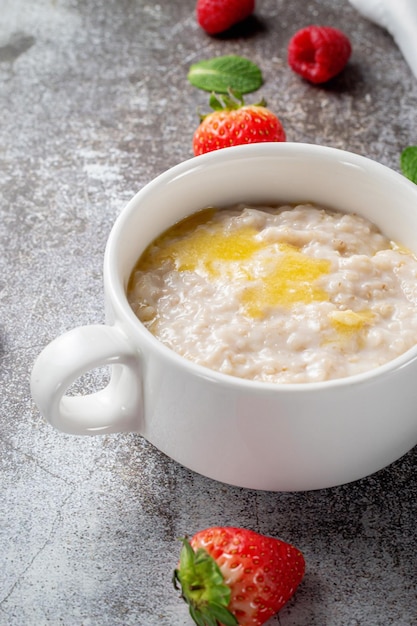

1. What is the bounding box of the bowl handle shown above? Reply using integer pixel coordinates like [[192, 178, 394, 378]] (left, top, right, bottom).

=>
[[30, 324, 143, 435]]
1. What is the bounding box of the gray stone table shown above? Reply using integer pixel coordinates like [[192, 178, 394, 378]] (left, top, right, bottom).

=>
[[1, 1, 416, 624]]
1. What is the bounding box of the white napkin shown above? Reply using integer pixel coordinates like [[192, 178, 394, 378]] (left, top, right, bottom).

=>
[[349, 0, 417, 78]]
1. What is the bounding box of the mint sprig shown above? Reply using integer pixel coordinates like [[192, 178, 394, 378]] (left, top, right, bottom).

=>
[[188, 55, 263, 94], [400, 146, 417, 184]]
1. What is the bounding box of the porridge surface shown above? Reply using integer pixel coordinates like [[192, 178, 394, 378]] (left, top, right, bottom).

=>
[[127, 204, 417, 383]]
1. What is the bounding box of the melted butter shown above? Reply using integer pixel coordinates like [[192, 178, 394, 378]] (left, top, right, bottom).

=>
[[137, 210, 333, 318], [138, 209, 216, 271], [241, 244, 331, 317], [324, 309, 375, 352], [139, 209, 264, 273], [328, 309, 375, 334], [173, 224, 263, 272]]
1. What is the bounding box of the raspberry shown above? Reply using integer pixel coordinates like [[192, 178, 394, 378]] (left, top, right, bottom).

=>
[[196, 0, 255, 35], [288, 25, 352, 84]]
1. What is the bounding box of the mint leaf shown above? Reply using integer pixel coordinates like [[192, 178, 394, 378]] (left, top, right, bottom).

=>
[[188, 55, 263, 94], [400, 146, 417, 184]]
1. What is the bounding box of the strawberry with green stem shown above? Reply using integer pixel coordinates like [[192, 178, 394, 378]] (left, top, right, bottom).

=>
[[193, 91, 286, 156], [174, 526, 305, 626]]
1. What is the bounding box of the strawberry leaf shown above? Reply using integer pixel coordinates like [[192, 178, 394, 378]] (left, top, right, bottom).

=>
[[400, 146, 417, 184], [188, 55, 263, 94], [208, 603, 238, 625], [189, 606, 208, 626], [208, 90, 243, 112], [208, 92, 226, 111], [174, 538, 238, 626]]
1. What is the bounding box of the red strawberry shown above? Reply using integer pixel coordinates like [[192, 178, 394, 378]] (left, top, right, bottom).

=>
[[193, 92, 286, 156], [288, 25, 352, 84], [174, 526, 305, 626], [196, 0, 255, 35]]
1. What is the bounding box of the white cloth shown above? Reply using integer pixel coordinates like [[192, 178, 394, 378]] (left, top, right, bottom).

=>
[[349, 0, 417, 78]]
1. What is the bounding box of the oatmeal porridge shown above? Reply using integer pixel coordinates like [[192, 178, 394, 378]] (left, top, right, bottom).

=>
[[127, 204, 417, 383]]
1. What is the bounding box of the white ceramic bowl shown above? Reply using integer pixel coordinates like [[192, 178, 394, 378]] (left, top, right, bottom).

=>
[[31, 143, 417, 491]]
